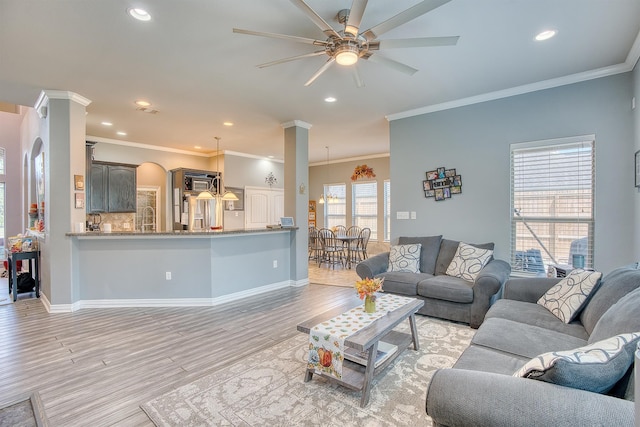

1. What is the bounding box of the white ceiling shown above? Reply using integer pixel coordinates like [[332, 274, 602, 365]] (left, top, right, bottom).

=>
[[1, 0, 639, 163]]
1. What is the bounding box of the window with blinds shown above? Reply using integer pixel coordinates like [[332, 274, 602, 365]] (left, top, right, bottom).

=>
[[352, 181, 377, 240], [384, 180, 390, 242], [324, 184, 346, 228], [510, 136, 594, 274]]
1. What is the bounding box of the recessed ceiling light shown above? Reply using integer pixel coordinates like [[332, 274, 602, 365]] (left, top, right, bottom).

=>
[[325, 97, 337, 103], [268, 155, 274, 159], [127, 8, 151, 21], [135, 100, 151, 107], [101, 121, 113, 126], [535, 30, 557, 41], [116, 131, 127, 136], [194, 146, 202, 149], [223, 122, 234, 126]]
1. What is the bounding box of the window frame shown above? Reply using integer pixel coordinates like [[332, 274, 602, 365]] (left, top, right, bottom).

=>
[[510, 135, 595, 274], [323, 183, 346, 228], [351, 180, 378, 240]]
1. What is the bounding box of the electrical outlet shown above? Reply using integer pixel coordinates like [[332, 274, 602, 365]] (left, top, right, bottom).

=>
[[410, 211, 417, 219], [165, 272, 171, 280], [273, 260, 278, 268]]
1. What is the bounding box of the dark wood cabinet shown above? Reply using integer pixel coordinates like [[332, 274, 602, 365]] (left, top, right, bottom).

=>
[[86, 156, 137, 213]]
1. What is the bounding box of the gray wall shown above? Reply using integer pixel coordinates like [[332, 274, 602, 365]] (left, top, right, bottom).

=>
[[0, 109, 25, 239], [633, 62, 640, 260], [390, 73, 636, 274], [309, 155, 390, 241]]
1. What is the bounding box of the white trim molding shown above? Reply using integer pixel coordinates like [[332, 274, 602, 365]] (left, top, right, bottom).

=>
[[281, 120, 312, 129]]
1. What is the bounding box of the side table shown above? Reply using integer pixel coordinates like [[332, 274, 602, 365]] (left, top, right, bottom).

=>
[[7, 251, 40, 302]]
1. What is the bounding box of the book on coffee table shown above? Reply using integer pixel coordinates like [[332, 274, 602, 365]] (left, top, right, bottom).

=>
[[344, 341, 398, 368]]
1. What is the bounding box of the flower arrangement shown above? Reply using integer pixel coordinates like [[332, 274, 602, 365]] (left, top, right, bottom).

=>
[[355, 277, 384, 300], [351, 164, 376, 181]]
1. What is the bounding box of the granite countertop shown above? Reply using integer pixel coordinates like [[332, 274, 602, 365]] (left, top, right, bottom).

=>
[[66, 227, 297, 237]]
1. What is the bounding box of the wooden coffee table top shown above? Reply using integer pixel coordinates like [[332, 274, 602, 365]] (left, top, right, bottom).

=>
[[297, 296, 424, 352]]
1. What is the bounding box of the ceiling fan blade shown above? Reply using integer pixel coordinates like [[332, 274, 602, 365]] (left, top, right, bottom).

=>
[[365, 54, 418, 76], [345, 0, 368, 37], [289, 0, 342, 39], [362, 0, 452, 41], [376, 36, 459, 49], [257, 51, 327, 68], [233, 28, 327, 46], [304, 58, 335, 86], [352, 66, 365, 88]]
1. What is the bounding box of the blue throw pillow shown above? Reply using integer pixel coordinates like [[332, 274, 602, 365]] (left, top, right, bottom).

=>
[[513, 332, 640, 393]]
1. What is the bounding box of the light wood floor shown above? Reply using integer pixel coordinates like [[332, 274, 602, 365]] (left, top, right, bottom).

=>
[[0, 268, 358, 426]]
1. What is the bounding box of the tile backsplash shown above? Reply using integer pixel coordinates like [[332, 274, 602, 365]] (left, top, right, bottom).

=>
[[86, 213, 135, 232]]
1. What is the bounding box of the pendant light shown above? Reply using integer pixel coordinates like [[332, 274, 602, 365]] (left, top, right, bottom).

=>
[[318, 146, 332, 204], [197, 137, 239, 201]]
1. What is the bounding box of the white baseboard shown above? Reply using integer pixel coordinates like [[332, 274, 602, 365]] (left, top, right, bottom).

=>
[[45, 279, 304, 312]]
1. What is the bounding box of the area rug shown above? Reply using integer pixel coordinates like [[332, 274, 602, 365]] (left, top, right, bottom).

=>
[[141, 316, 474, 426], [0, 392, 49, 426]]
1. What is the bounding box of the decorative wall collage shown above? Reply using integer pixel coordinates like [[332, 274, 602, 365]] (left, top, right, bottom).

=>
[[423, 167, 462, 202]]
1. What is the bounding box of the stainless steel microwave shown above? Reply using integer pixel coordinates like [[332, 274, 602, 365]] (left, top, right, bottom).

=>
[[192, 179, 211, 192]]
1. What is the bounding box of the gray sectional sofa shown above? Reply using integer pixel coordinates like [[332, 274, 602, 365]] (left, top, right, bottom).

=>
[[426, 263, 640, 427], [356, 236, 511, 328]]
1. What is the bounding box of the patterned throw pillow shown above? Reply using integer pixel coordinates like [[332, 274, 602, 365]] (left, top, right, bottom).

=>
[[537, 269, 602, 323], [445, 242, 493, 282], [388, 244, 421, 273], [513, 332, 640, 393]]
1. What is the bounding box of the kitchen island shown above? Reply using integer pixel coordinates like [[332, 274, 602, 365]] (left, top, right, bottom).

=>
[[60, 228, 304, 312]]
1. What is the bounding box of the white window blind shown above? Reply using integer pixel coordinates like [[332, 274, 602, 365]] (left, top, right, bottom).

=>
[[0, 147, 5, 175], [352, 181, 377, 240], [324, 184, 346, 228], [384, 180, 390, 242], [510, 137, 595, 274]]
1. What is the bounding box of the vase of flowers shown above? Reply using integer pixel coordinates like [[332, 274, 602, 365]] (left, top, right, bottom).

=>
[[355, 277, 384, 313]]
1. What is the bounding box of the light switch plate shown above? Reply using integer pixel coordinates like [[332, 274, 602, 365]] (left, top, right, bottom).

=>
[[410, 211, 416, 219], [396, 211, 410, 220]]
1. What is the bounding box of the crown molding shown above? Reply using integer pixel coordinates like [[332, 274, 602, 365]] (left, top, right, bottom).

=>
[[309, 152, 389, 167], [224, 150, 285, 163], [387, 41, 640, 122], [281, 120, 312, 129], [86, 135, 211, 157]]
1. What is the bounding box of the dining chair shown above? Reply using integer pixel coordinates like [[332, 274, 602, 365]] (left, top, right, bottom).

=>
[[354, 227, 371, 262], [318, 228, 345, 269], [308, 226, 322, 262], [345, 226, 362, 262], [333, 225, 347, 236]]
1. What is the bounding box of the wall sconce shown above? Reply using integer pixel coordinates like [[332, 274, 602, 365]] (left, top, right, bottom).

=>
[[265, 172, 278, 188]]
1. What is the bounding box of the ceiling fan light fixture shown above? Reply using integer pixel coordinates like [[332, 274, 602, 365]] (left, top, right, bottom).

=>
[[344, 25, 359, 37], [335, 44, 359, 66]]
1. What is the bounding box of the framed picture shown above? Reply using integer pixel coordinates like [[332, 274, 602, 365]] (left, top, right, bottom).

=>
[[445, 168, 456, 178], [636, 150, 640, 188], [308, 212, 316, 220], [453, 175, 462, 186], [426, 170, 438, 180], [451, 185, 462, 194], [423, 180, 432, 191], [74, 174, 84, 190], [75, 192, 85, 209], [224, 187, 244, 210], [437, 167, 445, 179], [434, 188, 445, 201], [424, 190, 435, 198], [443, 187, 451, 198]]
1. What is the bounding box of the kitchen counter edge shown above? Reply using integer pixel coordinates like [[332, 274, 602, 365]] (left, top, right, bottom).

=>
[[66, 227, 298, 238]]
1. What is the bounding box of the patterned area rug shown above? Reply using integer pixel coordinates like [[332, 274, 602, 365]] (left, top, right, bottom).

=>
[[141, 316, 474, 426]]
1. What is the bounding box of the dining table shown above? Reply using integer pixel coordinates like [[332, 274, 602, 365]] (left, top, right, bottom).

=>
[[335, 234, 359, 269]]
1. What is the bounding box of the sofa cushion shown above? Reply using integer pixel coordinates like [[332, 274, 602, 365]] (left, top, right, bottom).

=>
[[398, 235, 442, 274], [376, 271, 434, 296], [513, 332, 640, 394], [579, 263, 640, 335], [453, 344, 530, 376], [445, 242, 493, 282], [471, 317, 587, 359], [435, 239, 494, 276], [388, 244, 421, 273], [589, 287, 640, 344], [537, 269, 602, 323], [484, 299, 589, 340], [417, 275, 473, 303]]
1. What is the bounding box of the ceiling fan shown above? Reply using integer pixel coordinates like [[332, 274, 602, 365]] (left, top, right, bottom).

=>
[[233, 0, 459, 87]]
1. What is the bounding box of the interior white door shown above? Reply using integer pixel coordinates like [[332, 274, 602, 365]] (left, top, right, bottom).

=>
[[245, 187, 284, 229]]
